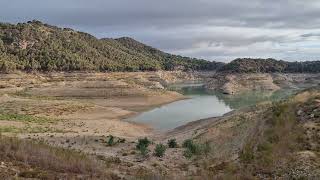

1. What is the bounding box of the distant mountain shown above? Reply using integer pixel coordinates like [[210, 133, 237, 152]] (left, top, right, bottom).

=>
[[0, 20, 224, 73], [218, 58, 320, 73]]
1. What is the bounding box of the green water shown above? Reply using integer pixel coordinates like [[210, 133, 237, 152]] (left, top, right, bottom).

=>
[[172, 84, 297, 110], [129, 84, 297, 131]]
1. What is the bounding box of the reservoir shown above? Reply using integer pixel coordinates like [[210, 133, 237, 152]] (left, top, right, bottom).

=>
[[129, 83, 296, 131]]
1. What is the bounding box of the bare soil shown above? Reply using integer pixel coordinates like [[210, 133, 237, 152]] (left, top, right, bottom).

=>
[[1, 71, 319, 179]]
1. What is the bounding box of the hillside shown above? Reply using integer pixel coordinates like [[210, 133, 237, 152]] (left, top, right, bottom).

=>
[[0, 20, 223, 73], [168, 88, 320, 179], [115, 37, 224, 71], [234, 88, 320, 178], [219, 58, 320, 73]]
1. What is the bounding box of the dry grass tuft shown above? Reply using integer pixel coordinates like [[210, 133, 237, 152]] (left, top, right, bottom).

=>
[[0, 135, 107, 178]]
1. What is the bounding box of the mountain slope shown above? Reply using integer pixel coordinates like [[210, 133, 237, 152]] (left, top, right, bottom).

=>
[[218, 58, 320, 73], [0, 20, 223, 72], [115, 37, 224, 71]]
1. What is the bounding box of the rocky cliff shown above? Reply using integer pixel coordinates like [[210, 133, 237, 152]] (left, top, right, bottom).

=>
[[205, 73, 320, 94]]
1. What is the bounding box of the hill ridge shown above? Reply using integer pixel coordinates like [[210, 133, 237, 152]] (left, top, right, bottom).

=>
[[218, 58, 320, 73], [0, 20, 224, 73]]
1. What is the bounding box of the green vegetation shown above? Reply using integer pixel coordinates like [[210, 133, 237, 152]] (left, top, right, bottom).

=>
[[219, 58, 320, 73], [182, 139, 195, 149], [1, 21, 319, 74], [286, 61, 320, 73], [199, 90, 320, 179], [182, 139, 201, 158], [154, 143, 166, 157], [0, 111, 66, 134], [167, 138, 178, 148], [138, 145, 149, 157], [136, 137, 151, 156], [0, 20, 223, 73], [0, 112, 55, 124], [182, 139, 212, 159], [107, 135, 115, 146], [136, 137, 151, 149], [115, 37, 224, 71], [237, 91, 320, 178], [0, 126, 22, 133], [240, 101, 301, 166], [0, 124, 67, 134], [106, 135, 126, 146]]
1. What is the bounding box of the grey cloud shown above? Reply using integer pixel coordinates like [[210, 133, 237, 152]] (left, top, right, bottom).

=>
[[301, 33, 320, 38], [2, 0, 320, 29], [0, 0, 320, 62]]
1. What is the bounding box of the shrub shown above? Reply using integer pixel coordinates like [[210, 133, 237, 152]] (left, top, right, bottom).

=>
[[138, 144, 149, 156], [182, 139, 211, 158], [107, 135, 115, 146], [136, 137, 151, 156], [182, 139, 193, 148], [167, 139, 178, 148], [183, 139, 199, 154], [183, 148, 193, 159], [136, 137, 151, 149], [106, 136, 126, 146], [154, 144, 166, 157]]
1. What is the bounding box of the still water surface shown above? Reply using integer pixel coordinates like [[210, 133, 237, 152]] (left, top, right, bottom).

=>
[[129, 84, 296, 130]]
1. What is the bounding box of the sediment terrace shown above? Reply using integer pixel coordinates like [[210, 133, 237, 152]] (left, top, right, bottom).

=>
[[0, 71, 319, 179], [205, 73, 320, 94], [0, 71, 200, 139]]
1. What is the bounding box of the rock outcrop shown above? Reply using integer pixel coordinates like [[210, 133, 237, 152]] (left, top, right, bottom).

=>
[[205, 73, 280, 94], [205, 73, 320, 95]]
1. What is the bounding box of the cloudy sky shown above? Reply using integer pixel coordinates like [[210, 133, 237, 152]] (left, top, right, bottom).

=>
[[1, 0, 320, 62]]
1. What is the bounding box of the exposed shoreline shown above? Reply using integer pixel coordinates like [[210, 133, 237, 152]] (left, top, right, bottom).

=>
[[120, 94, 189, 131], [1, 71, 319, 179], [0, 71, 193, 140], [1, 71, 317, 140]]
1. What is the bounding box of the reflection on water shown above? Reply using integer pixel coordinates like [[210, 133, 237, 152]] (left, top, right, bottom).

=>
[[129, 83, 297, 131], [172, 85, 297, 110]]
